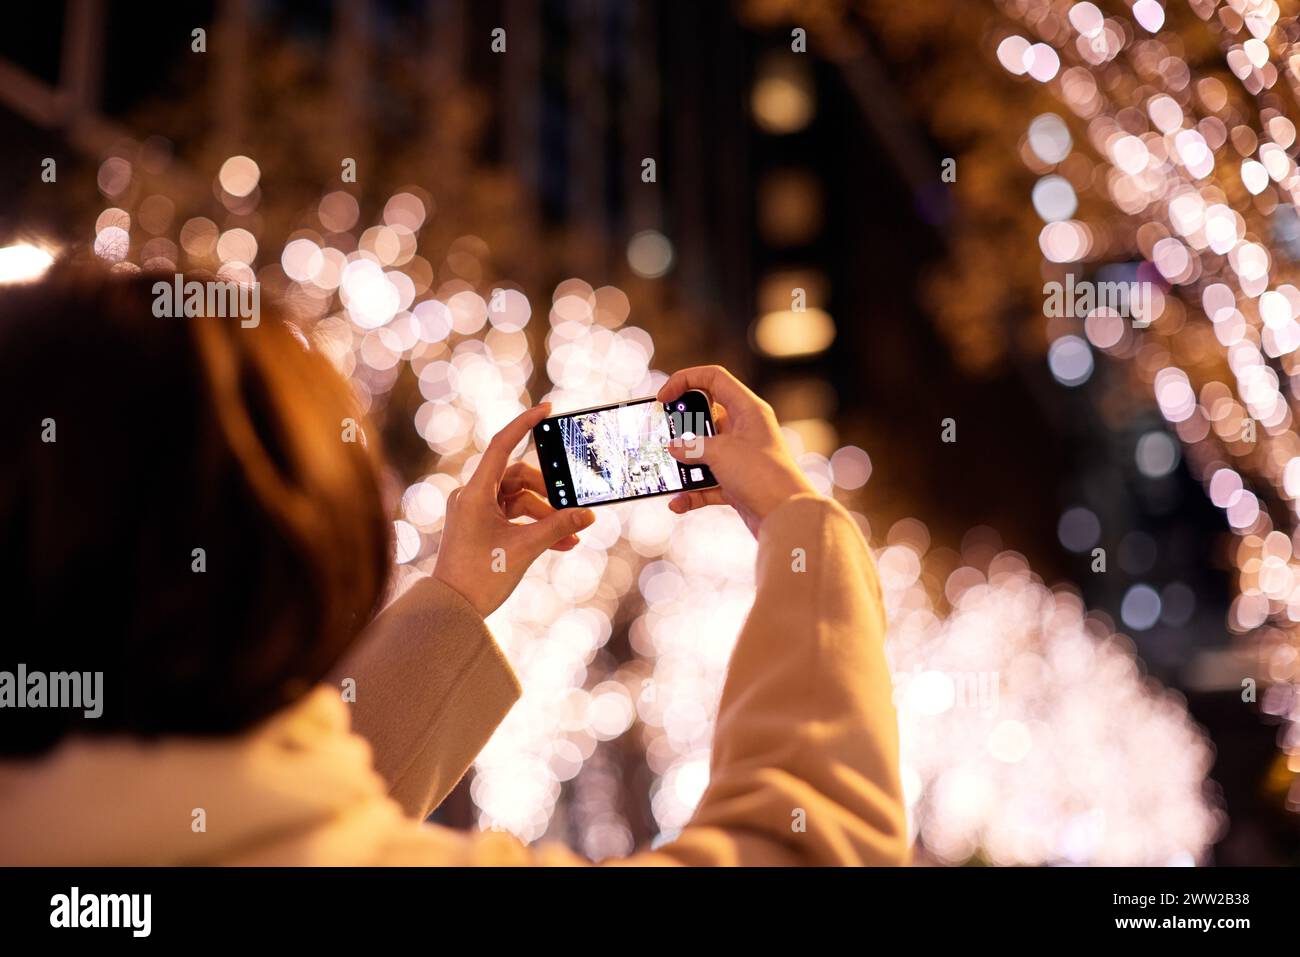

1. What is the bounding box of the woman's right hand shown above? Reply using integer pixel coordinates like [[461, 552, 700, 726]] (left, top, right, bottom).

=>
[[658, 365, 818, 538]]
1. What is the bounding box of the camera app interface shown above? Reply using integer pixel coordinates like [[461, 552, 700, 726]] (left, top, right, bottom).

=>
[[558, 402, 685, 506]]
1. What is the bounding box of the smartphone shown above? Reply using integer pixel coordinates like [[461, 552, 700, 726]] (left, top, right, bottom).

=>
[[532, 391, 718, 508]]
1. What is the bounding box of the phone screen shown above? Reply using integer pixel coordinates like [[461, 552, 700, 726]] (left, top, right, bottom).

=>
[[533, 392, 717, 508]]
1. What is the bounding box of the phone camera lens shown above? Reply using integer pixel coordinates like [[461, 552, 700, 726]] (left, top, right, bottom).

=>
[[676, 402, 686, 411]]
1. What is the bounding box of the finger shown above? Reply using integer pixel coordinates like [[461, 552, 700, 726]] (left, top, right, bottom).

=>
[[656, 365, 759, 410], [710, 402, 730, 435], [468, 404, 552, 497], [668, 489, 728, 514], [501, 461, 547, 499], [515, 506, 596, 557], [504, 490, 581, 550], [666, 433, 728, 465], [502, 488, 554, 522]]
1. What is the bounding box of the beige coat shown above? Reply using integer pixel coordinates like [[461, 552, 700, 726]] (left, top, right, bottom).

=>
[[0, 494, 907, 865]]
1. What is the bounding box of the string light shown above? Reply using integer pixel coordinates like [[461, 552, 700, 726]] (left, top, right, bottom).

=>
[[984, 0, 1300, 791]]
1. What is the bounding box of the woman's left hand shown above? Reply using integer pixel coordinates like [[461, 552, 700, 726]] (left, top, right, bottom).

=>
[[433, 404, 595, 618]]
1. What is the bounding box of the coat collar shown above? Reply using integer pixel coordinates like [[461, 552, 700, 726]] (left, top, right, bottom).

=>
[[0, 687, 406, 865]]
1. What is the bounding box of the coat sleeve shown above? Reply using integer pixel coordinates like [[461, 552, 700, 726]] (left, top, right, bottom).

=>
[[396, 493, 910, 866], [333, 576, 521, 821]]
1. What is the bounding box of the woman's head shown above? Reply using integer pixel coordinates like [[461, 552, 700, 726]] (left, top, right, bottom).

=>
[[0, 265, 391, 755]]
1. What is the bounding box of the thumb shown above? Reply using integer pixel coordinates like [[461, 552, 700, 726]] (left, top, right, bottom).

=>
[[667, 433, 728, 465], [518, 506, 596, 557]]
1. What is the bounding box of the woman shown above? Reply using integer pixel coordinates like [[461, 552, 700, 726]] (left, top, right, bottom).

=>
[[0, 266, 907, 865]]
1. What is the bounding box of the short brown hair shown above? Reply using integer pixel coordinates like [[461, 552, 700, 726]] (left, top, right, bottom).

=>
[[0, 265, 391, 754]]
